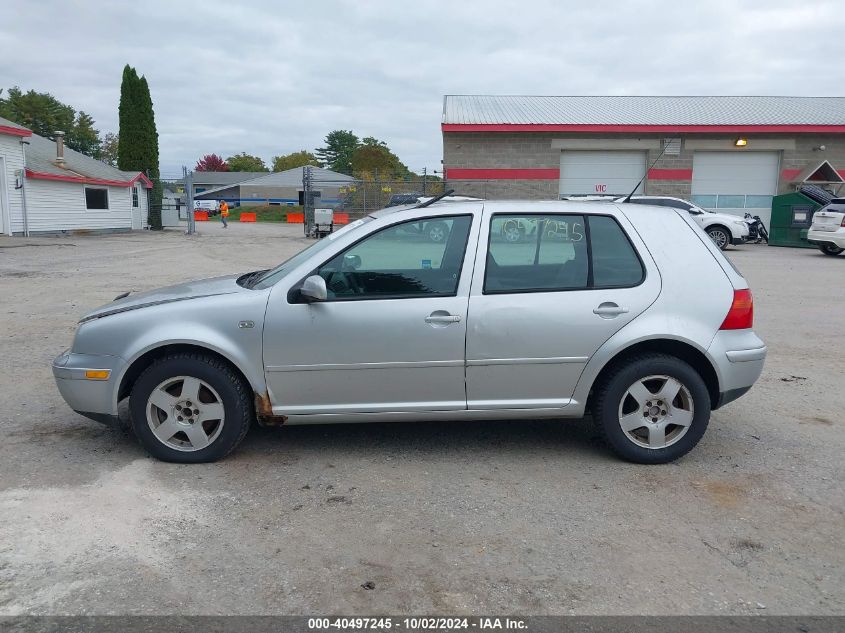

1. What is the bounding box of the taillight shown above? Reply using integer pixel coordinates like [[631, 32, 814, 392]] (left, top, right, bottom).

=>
[[841, 216, 845, 227], [720, 289, 754, 330]]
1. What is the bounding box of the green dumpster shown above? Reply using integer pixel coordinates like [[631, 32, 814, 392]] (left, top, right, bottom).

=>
[[769, 186, 834, 248]]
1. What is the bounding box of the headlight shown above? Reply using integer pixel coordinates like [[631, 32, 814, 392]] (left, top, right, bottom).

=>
[[733, 220, 748, 226]]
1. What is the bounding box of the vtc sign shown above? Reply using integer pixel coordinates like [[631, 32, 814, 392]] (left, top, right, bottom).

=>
[[595, 184, 607, 193]]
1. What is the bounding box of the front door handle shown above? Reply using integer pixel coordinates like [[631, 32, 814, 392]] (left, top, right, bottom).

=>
[[425, 312, 462, 324], [593, 302, 630, 318]]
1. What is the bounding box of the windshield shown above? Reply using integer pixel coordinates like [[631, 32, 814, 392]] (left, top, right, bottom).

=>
[[251, 217, 373, 289]]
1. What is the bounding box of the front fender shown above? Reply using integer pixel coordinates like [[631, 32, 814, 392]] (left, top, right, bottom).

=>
[[72, 292, 270, 413]]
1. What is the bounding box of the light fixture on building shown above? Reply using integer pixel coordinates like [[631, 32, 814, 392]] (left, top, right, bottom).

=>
[[735, 138, 748, 147]]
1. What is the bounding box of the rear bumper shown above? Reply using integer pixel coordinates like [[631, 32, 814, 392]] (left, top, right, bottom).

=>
[[52, 350, 126, 421], [807, 228, 845, 249], [707, 330, 766, 410]]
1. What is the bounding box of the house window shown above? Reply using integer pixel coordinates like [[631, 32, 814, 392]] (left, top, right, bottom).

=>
[[132, 185, 139, 208], [85, 187, 109, 210]]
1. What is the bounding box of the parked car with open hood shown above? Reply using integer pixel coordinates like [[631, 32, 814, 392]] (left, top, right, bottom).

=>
[[54, 196, 765, 464]]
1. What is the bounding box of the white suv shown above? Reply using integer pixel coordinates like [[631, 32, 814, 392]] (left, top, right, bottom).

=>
[[617, 196, 750, 250], [807, 199, 845, 256]]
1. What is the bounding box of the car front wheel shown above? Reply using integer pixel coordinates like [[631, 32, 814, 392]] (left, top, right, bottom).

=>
[[593, 354, 711, 464], [819, 244, 844, 256], [129, 352, 253, 463], [707, 226, 731, 250]]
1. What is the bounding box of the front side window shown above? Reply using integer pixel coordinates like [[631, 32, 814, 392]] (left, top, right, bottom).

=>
[[316, 215, 473, 300], [484, 214, 643, 293], [85, 187, 109, 210]]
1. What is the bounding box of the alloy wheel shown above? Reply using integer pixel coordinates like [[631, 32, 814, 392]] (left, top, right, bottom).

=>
[[617, 374, 694, 449], [708, 228, 729, 249], [146, 375, 225, 451]]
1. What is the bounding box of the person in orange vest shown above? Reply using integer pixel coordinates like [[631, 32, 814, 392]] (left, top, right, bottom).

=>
[[219, 200, 230, 228]]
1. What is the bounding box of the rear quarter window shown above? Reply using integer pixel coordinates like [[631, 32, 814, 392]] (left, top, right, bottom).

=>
[[589, 215, 645, 287]]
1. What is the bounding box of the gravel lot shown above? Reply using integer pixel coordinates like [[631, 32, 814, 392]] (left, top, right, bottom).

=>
[[0, 222, 842, 615]]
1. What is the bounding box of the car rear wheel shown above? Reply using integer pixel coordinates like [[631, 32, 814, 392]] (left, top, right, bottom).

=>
[[707, 226, 731, 250], [129, 352, 253, 463], [592, 354, 711, 464], [819, 244, 844, 256]]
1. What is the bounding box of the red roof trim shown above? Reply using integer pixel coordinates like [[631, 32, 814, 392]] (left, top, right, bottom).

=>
[[0, 124, 32, 137], [442, 123, 845, 134], [26, 169, 152, 188], [129, 172, 154, 189], [446, 167, 559, 180], [647, 168, 693, 181]]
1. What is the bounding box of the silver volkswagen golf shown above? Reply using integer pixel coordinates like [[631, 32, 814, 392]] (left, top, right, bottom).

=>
[[53, 200, 766, 464]]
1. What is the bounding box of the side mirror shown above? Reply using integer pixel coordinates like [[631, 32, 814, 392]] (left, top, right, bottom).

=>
[[300, 275, 327, 302]]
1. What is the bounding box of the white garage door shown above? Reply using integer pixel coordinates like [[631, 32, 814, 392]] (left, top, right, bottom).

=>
[[692, 152, 779, 227], [559, 151, 645, 198]]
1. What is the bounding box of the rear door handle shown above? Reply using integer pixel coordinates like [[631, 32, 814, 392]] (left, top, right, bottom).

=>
[[425, 313, 462, 324], [593, 302, 629, 318]]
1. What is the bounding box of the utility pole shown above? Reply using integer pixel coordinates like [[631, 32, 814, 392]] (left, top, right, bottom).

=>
[[184, 165, 195, 235], [303, 165, 313, 237], [422, 167, 427, 196]]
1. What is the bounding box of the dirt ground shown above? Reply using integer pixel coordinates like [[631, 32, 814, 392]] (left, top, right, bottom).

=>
[[0, 222, 842, 615]]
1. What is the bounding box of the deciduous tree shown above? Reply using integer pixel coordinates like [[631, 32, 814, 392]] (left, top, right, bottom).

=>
[[226, 152, 268, 172], [0, 87, 101, 157], [195, 153, 228, 171], [272, 150, 320, 172]]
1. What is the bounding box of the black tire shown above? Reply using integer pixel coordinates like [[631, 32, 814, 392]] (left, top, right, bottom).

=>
[[426, 221, 449, 243], [818, 244, 844, 256], [592, 354, 711, 464], [706, 226, 731, 250], [129, 352, 253, 463]]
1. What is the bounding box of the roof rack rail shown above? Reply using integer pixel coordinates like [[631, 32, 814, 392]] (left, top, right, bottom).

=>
[[415, 189, 455, 208]]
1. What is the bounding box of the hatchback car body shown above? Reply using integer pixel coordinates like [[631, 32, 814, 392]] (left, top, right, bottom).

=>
[[616, 196, 750, 250], [54, 200, 766, 463], [807, 198, 845, 256]]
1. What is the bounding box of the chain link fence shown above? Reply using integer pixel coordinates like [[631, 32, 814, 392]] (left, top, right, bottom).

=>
[[315, 178, 562, 219]]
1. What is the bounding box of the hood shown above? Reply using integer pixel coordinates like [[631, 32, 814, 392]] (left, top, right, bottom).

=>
[[705, 211, 747, 224], [80, 274, 246, 323]]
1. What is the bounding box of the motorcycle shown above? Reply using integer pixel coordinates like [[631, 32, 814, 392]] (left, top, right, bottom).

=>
[[743, 213, 769, 244]]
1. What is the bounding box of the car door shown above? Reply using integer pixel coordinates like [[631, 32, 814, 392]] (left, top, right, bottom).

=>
[[262, 212, 479, 416], [465, 207, 660, 410]]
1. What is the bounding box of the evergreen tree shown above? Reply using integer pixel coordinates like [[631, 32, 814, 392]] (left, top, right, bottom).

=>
[[118, 65, 162, 229], [315, 130, 359, 174]]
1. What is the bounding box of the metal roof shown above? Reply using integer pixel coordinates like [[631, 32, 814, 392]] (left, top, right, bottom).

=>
[[195, 167, 356, 197], [241, 166, 356, 187], [190, 171, 268, 186], [442, 95, 845, 126], [25, 132, 145, 183]]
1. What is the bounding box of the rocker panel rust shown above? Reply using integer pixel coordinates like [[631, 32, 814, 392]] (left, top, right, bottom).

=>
[[254, 391, 287, 427]]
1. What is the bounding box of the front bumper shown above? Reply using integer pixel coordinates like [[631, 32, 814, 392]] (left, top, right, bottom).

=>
[[53, 350, 127, 425], [707, 330, 766, 410]]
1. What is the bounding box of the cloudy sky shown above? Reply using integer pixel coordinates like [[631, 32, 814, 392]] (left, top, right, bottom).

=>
[[3, 0, 843, 177]]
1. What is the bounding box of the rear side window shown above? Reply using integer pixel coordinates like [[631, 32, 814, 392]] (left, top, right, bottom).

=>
[[589, 215, 645, 287], [484, 214, 643, 293]]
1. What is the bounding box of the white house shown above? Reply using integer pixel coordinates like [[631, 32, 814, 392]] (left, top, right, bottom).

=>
[[0, 116, 152, 236]]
